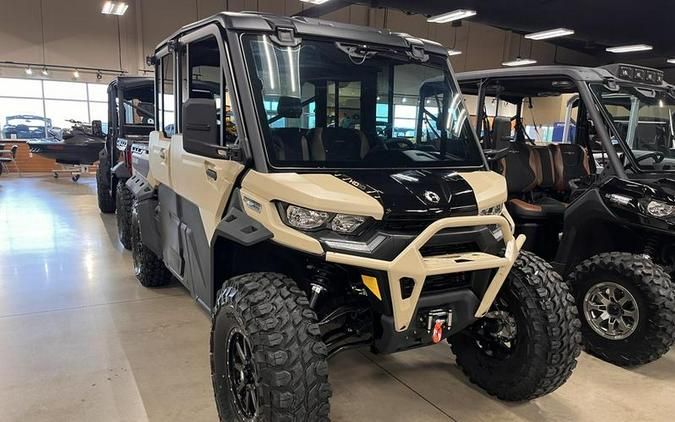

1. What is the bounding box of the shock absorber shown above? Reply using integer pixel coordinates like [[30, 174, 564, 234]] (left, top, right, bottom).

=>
[[306, 264, 335, 310], [643, 236, 658, 260]]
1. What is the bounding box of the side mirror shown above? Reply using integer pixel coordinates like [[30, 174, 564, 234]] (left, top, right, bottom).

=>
[[183, 98, 218, 147], [483, 147, 509, 163]]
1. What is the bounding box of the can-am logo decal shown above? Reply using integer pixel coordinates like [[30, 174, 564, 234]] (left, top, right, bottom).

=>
[[424, 191, 441, 203]]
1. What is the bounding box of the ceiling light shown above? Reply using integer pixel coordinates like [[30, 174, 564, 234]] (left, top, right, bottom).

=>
[[299, 0, 331, 4], [73, 69, 80, 78], [101, 1, 128, 16], [606, 44, 653, 53], [525, 28, 575, 40], [502, 57, 538, 67], [447, 49, 462, 56], [668, 59, 675, 64], [41, 67, 49, 76], [25, 66, 33, 75], [427, 9, 477, 24]]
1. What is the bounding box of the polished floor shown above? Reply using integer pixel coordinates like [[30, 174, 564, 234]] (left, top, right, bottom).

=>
[[1, 176, 674, 421]]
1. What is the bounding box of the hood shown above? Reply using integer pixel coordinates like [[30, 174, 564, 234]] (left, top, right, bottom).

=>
[[333, 169, 478, 220], [604, 177, 675, 204]]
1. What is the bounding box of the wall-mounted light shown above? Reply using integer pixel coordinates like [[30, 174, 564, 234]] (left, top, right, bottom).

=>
[[606, 44, 653, 53], [502, 57, 538, 67], [300, 0, 331, 4], [96, 70, 103, 80], [101, 1, 129, 16], [41, 67, 49, 76], [73, 69, 80, 78], [447, 49, 462, 56], [25, 66, 33, 75], [427, 9, 477, 24], [524, 28, 575, 40]]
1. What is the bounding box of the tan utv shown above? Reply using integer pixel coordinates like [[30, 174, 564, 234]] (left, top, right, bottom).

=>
[[126, 12, 581, 421]]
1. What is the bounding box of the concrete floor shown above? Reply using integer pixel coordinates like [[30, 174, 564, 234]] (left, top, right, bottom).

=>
[[1, 176, 674, 422]]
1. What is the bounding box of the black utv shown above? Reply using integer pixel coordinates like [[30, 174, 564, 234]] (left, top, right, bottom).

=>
[[458, 64, 675, 366], [96, 77, 154, 249]]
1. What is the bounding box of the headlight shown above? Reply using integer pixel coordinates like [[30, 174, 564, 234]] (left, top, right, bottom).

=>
[[331, 214, 366, 234], [479, 204, 503, 216], [282, 204, 368, 234], [646, 200, 675, 218], [286, 205, 330, 230]]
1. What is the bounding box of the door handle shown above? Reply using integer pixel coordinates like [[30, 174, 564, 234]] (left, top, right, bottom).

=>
[[206, 168, 217, 181]]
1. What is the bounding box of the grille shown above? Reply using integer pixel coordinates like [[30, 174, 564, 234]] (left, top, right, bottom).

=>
[[422, 273, 471, 294], [419, 242, 478, 257]]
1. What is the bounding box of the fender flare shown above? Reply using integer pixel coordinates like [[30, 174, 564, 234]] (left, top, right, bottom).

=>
[[213, 188, 273, 247]]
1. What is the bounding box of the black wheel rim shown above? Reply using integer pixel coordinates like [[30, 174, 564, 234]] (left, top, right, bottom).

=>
[[471, 297, 519, 360], [226, 329, 259, 419]]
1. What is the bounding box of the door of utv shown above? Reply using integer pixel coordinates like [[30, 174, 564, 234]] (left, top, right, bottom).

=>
[[168, 25, 244, 308]]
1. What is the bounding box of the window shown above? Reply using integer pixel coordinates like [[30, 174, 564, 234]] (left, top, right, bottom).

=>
[[182, 34, 237, 146], [158, 54, 175, 136], [0, 78, 109, 139]]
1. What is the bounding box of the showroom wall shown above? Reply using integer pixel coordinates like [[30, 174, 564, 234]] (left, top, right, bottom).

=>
[[0, 0, 606, 84]]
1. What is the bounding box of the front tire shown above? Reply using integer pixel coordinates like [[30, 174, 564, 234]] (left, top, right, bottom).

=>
[[131, 202, 170, 287], [211, 273, 332, 421], [568, 252, 675, 366], [449, 251, 581, 401], [116, 182, 133, 250], [96, 156, 115, 213]]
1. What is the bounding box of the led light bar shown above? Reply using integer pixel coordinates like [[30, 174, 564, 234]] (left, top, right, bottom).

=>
[[606, 44, 653, 53], [603, 64, 664, 84], [300, 0, 331, 4], [447, 49, 462, 56], [502, 58, 537, 67], [101, 1, 128, 16], [525, 28, 574, 40], [428, 9, 477, 24]]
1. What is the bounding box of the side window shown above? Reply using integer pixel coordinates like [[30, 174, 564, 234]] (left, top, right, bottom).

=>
[[183, 34, 238, 146], [158, 54, 175, 136]]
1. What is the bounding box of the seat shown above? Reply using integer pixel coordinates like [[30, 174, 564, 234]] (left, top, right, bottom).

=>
[[270, 128, 309, 161], [308, 127, 370, 161], [269, 96, 310, 162], [500, 142, 566, 219], [550, 143, 591, 191]]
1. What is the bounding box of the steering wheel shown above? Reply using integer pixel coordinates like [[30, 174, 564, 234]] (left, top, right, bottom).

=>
[[634, 151, 666, 165], [384, 138, 415, 150]]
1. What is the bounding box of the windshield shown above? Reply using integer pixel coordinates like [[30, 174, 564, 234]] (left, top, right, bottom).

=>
[[592, 83, 675, 171], [242, 35, 483, 169], [6, 116, 49, 127]]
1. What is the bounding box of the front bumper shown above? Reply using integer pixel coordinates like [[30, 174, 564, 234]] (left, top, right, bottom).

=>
[[326, 215, 525, 332]]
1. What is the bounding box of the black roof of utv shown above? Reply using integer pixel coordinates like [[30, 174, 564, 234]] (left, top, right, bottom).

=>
[[154, 11, 449, 57], [457, 64, 674, 92]]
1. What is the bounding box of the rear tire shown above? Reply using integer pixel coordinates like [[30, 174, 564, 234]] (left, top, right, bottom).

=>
[[449, 251, 581, 401], [131, 202, 170, 287], [96, 156, 115, 213], [568, 252, 675, 366], [116, 182, 133, 250], [211, 272, 332, 421]]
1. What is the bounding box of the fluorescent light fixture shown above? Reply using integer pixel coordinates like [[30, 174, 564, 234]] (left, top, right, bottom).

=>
[[300, 0, 331, 4], [101, 1, 128, 16], [668, 59, 675, 64], [606, 44, 653, 53], [428, 9, 477, 24], [502, 57, 538, 67], [73, 69, 80, 78], [525, 28, 574, 40], [447, 49, 462, 56], [25, 66, 33, 75], [41, 67, 49, 76]]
